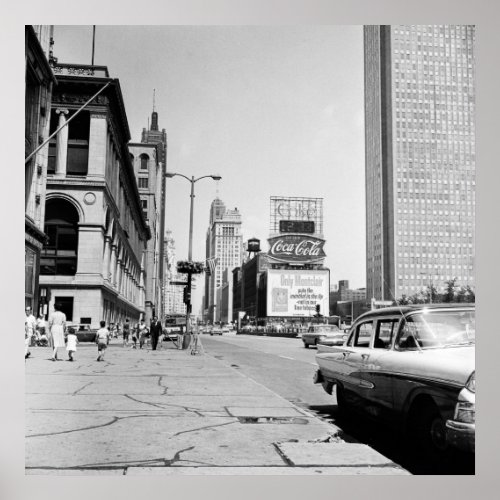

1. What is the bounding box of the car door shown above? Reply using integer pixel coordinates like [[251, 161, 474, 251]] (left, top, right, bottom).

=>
[[341, 319, 374, 396], [356, 316, 401, 420]]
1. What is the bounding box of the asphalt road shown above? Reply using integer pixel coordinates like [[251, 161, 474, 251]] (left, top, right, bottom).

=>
[[200, 333, 475, 475]]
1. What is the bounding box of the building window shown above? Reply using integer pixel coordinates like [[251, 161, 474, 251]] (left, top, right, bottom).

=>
[[40, 198, 79, 276], [139, 177, 148, 189], [140, 154, 149, 170]]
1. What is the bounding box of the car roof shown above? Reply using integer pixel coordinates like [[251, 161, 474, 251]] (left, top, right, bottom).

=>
[[354, 303, 475, 322]]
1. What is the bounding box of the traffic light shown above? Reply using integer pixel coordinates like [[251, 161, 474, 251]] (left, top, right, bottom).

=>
[[315, 304, 321, 315], [183, 286, 191, 305]]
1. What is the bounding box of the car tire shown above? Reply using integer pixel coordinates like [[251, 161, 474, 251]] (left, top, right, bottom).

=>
[[410, 401, 450, 463], [335, 384, 350, 417], [303, 342, 309, 348]]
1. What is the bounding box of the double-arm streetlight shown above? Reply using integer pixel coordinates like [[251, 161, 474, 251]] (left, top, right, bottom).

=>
[[165, 172, 221, 346]]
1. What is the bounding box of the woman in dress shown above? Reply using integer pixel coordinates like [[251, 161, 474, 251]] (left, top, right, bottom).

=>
[[49, 302, 66, 361]]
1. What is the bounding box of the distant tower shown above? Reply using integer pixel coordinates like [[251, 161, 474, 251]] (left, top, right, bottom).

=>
[[129, 95, 167, 320], [204, 199, 243, 322], [164, 230, 186, 316], [364, 25, 475, 301]]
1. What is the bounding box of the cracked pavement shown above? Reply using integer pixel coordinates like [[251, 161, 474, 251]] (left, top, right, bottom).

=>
[[25, 339, 408, 475]]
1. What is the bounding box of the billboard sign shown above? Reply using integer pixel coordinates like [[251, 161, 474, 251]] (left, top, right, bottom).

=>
[[267, 234, 326, 263], [270, 196, 323, 236], [266, 269, 330, 317]]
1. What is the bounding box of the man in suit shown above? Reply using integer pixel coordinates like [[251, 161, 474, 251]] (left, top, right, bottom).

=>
[[150, 316, 162, 351]]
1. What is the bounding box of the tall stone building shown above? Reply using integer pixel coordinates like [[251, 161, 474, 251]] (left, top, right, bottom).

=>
[[129, 109, 167, 322], [164, 230, 186, 316], [204, 198, 243, 322], [25, 25, 56, 312], [364, 25, 475, 301], [39, 61, 150, 326]]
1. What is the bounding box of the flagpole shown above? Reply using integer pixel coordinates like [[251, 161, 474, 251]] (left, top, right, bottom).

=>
[[91, 25, 96, 65]]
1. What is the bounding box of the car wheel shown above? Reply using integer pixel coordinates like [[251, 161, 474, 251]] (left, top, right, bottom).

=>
[[410, 402, 450, 462], [335, 384, 350, 416], [303, 342, 309, 348]]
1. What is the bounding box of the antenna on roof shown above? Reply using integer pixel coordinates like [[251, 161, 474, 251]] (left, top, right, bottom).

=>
[[91, 26, 96, 65], [153, 89, 156, 112]]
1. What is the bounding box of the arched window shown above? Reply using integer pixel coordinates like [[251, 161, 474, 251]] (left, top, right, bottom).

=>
[[40, 198, 79, 275], [140, 154, 149, 170]]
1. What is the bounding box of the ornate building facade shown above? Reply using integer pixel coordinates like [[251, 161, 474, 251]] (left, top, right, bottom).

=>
[[25, 25, 56, 312], [38, 62, 150, 327], [129, 109, 167, 322]]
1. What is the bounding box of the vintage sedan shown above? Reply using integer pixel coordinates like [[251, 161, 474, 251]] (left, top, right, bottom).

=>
[[302, 324, 346, 348], [66, 323, 97, 342], [314, 304, 475, 458]]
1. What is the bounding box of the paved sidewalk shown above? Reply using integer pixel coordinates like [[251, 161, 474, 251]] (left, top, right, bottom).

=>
[[25, 339, 409, 475]]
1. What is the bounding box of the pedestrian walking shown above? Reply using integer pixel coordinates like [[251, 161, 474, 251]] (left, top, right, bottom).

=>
[[66, 326, 78, 361], [48, 302, 66, 361], [36, 314, 48, 346], [122, 318, 130, 347], [138, 319, 149, 349], [96, 321, 110, 361], [131, 322, 138, 349], [25, 307, 36, 359], [150, 316, 162, 350]]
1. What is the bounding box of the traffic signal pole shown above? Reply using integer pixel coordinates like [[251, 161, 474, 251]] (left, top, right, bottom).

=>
[[165, 172, 221, 349]]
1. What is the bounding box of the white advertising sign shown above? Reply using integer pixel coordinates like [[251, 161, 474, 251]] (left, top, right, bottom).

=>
[[266, 269, 330, 317]]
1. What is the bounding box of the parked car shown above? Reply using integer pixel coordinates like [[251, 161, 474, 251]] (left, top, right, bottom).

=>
[[66, 323, 97, 342], [313, 304, 475, 459], [302, 324, 345, 348]]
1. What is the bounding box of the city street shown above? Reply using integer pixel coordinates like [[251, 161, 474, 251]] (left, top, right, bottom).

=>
[[201, 333, 475, 475], [25, 336, 408, 475]]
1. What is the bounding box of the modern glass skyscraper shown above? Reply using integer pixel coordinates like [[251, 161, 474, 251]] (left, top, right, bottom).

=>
[[364, 25, 475, 301]]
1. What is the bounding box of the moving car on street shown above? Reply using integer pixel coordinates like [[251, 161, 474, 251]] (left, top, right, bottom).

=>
[[302, 324, 346, 348], [313, 304, 475, 460]]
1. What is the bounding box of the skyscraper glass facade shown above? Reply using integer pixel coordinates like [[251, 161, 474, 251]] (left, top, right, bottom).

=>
[[364, 25, 475, 301]]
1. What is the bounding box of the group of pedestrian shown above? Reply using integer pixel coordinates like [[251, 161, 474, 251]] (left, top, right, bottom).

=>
[[25, 305, 167, 363]]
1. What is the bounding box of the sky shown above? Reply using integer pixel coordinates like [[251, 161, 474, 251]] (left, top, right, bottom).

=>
[[51, 25, 366, 311]]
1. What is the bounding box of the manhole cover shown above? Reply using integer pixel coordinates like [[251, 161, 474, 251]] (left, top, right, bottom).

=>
[[237, 417, 308, 424]]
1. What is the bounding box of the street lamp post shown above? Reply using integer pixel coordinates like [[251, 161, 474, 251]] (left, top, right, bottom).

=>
[[166, 172, 221, 348]]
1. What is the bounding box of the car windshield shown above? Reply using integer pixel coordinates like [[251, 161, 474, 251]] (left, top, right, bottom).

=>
[[398, 309, 475, 350]]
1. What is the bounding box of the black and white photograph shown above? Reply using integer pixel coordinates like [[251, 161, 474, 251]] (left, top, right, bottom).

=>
[[6, 0, 500, 497]]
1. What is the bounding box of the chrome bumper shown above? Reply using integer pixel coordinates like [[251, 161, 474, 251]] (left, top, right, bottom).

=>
[[446, 420, 475, 453]]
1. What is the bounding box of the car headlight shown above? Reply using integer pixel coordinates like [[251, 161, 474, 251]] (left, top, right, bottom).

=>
[[453, 371, 475, 424], [454, 401, 475, 424]]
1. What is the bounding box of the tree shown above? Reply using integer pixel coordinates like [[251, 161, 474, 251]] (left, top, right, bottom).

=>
[[456, 286, 468, 302], [398, 294, 410, 305], [443, 278, 457, 303], [465, 285, 475, 303]]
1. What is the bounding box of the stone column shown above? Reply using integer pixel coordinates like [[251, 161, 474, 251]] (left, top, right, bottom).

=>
[[55, 109, 69, 177], [109, 244, 117, 286], [116, 259, 123, 292], [88, 113, 107, 179], [102, 235, 111, 281]]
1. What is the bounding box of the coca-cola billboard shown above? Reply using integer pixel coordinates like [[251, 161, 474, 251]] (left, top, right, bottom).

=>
[[267, 235, 326, 263]]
